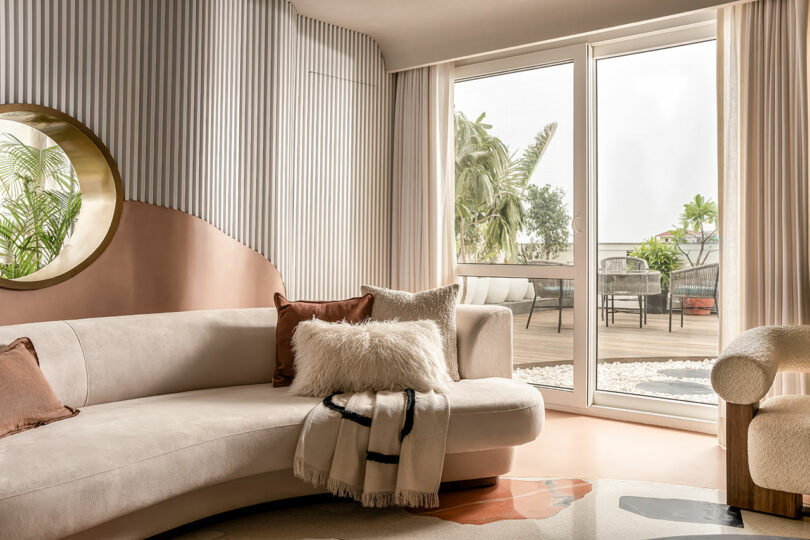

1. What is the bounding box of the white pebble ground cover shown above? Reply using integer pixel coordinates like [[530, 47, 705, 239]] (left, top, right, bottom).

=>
[[514, 358, 718, 404]]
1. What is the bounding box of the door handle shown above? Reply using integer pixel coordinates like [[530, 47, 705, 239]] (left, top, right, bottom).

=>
[[572, 212, 583, 238]]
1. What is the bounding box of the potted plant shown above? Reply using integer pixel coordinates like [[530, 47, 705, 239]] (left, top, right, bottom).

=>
[[670, 194, 718, 315], [628, 236, 681, 314]]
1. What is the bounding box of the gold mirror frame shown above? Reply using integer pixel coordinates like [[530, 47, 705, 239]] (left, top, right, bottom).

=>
[[0, 104, 123, 290]]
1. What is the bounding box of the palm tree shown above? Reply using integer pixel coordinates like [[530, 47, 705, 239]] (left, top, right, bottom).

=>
[[454, 111, 557, 264], [455, 112, 511, 263], [0, 134, 82, 279], [671, 194, 718, 267]]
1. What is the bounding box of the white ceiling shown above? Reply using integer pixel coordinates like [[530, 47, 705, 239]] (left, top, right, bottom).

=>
[[291, 0, 730, 72]]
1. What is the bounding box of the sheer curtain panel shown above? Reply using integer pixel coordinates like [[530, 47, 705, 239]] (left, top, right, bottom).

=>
[[717, 0, 810, 445], [391, 64, 456, 293]]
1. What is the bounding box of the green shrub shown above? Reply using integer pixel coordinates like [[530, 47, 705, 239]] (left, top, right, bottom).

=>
[[629, 237, 681, 290]]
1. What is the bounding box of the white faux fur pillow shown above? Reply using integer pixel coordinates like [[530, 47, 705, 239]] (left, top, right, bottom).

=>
[[288, 319, 453, 397]]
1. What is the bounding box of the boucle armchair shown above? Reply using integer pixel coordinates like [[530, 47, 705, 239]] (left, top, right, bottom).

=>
[[711, 326, 810, 518]]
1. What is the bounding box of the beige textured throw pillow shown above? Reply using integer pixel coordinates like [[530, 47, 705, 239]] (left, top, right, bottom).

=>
[[289, 319, 453, 396], [360, 284, 460, 381]]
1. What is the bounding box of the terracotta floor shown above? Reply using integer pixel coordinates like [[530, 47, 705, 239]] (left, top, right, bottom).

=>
[[510, 410, 727, 491]]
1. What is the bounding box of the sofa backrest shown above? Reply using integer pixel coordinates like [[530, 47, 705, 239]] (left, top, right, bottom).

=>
[[0, 304, 514, 408], [0, 308, 277, 407]]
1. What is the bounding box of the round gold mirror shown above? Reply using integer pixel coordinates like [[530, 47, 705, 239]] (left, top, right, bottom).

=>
[[0, 104, 123, 290]]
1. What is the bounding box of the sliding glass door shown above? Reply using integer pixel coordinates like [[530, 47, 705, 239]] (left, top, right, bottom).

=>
[[591, 27, 719, 420], [454, 46, 589, 408], [452, 21, 720, 423]]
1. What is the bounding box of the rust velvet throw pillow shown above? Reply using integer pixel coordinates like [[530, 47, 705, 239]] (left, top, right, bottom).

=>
[[0, 337, 79, 439], [273, 292, 374, 387]]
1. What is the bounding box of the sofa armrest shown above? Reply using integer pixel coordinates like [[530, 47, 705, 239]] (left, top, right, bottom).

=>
[[456, 305, 513, 379], [711, 325, 810, 404]]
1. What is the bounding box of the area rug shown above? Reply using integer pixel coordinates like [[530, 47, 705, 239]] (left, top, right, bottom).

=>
[[166, 478, 810, 539]]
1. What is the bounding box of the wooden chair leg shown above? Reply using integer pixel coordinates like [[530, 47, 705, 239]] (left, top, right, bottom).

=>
[[725, 403, 802, 518], [525, 295, 537, 329], [680, 297, 685, 327], [637, 295, 643, 328]]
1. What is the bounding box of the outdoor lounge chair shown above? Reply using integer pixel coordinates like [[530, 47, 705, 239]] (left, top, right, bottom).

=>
[[668, 262, 719, 332], [599, 256, 660, 328], [525, 260, 574, 333]]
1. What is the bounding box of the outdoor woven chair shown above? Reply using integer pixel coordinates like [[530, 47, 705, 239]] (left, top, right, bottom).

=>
[[525, 260, 574, 333], [598, 256, 660, 328], [668, 262, 719, 332], [600, 256, 648, 274]]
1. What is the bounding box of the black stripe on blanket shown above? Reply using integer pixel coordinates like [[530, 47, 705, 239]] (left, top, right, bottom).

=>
[[400, 388, 416, 441], [366, 451, 400, 464], [322, 393, 372, 427]]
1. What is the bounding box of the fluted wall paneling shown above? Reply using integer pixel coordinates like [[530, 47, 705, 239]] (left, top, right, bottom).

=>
[[0, 0, 392, 300]]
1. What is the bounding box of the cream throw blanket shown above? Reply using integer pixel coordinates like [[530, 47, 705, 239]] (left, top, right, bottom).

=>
[[294, 389, 449, 508]]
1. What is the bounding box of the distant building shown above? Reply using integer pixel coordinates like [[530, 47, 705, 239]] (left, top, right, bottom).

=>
[[656, 230, 718, 244]]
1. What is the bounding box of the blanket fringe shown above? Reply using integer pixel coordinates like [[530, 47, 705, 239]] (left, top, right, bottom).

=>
[[395, 489, 440, 509], [295, 458, 368, 505], [293, 457, 329, 488], [361, 491, 397, 508], [326, 477, 364, 502]]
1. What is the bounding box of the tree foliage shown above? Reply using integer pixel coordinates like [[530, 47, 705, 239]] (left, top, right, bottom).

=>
[[524, 184, 570, 260], [0, 134, 82, 279], [454, 111, 559, 263]]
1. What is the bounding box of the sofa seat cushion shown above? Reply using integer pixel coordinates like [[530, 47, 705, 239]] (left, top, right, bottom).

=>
[[748, 394, 810, 494], [0, 378, 542, 540]]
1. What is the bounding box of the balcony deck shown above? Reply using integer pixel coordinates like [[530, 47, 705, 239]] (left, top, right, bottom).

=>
[[512, 307, 719, 367]]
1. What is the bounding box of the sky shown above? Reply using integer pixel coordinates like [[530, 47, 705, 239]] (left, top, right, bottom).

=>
[[453, 40, 717, 244]]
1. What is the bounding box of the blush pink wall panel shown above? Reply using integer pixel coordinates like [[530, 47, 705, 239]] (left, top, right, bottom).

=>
[[0, 202, 285, 326]]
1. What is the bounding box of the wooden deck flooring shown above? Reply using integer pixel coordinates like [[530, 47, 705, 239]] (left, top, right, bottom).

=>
[[512, 307, 719, 366]]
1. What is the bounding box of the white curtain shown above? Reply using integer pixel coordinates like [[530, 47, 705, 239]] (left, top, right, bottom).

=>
[[717, 0, 810, 445], [391, 64, 456, 292]]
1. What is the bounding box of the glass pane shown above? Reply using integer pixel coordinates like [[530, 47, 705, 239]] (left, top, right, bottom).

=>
[[454, 63, 574, 265], [459, 272, 573, 390], [595, 41, 719, 405]]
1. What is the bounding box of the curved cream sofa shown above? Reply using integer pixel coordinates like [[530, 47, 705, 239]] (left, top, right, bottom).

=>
[[0, 305, 544, 540]]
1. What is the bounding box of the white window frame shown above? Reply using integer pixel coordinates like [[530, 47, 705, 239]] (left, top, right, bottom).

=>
[[455, 44, 589, 410], [452, 16, 719, 433], [589, 22, 718, 429]]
